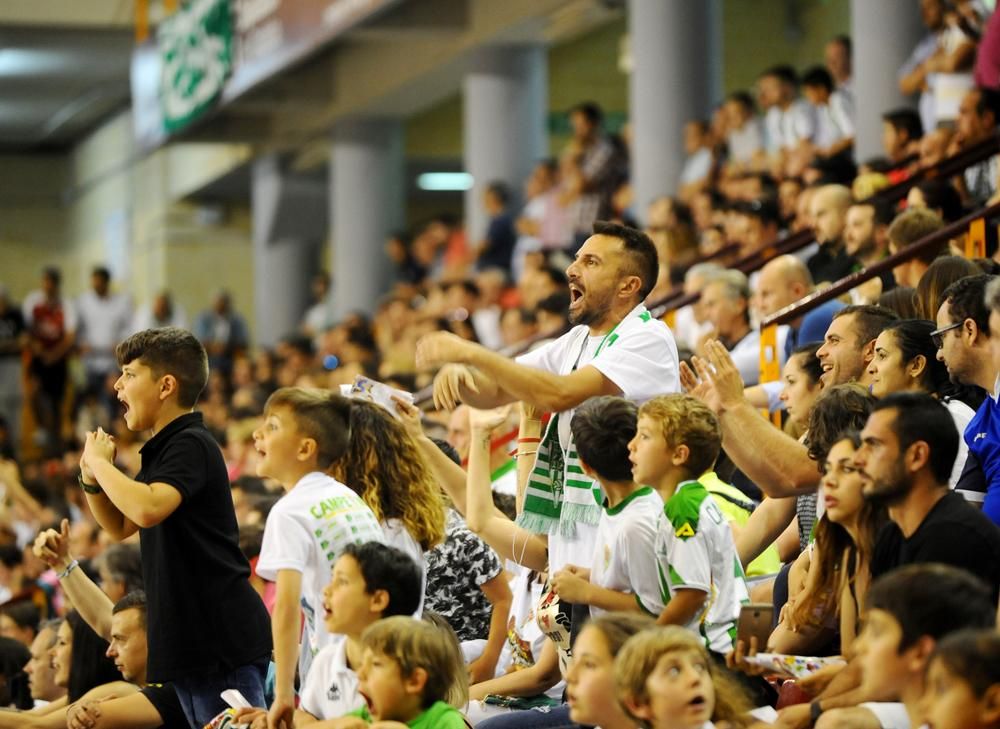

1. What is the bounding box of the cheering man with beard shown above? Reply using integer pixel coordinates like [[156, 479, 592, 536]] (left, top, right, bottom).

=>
[[415, 221, 679, 578]]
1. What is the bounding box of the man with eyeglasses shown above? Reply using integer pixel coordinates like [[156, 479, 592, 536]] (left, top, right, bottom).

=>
[[937, 274, 1000, 523]]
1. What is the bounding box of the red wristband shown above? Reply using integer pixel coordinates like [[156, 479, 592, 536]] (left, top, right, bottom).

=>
[[518, 437, 541, 444]]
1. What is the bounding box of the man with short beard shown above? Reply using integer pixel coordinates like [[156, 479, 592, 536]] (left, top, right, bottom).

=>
[[416, 220, 679, 574], [854, 392, 1000, 588]]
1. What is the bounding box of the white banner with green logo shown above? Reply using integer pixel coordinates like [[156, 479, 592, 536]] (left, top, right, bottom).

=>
[[158, 0, 233, 133]]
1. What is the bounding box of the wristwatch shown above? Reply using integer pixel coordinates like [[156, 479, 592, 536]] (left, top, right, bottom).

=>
[[809, 699, 824, 726], [77, 473, 102, 495]]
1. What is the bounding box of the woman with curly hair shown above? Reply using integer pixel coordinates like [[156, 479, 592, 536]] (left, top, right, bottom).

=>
[[331, 400, 446, 607]]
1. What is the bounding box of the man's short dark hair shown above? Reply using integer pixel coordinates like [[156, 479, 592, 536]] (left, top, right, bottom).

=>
[[571, 101, 604, 126], [0, 601, 39, 635], [943, 274, 995, 335], [571, 396, 637, 483], [761, 64, 799, 87], [801, 66, 834, 92], [486, 181, 511, 207], [98, 544, 144, 595], [592, 220, 659, 300], [832, 305, 899, 348], [430, 438, 462, 466], [41, 267, 61, 286], [112, 590, 147, 629], [538, 265, 568, 289], [975, 88, 1000, 122], [537, 291, 570, 316], [830, 34, 851, 56], [115, 327, 209, 408], [882, 108, 924, 141], [92, 266, 111, 283], [872, 392, 959, 484], [342, 541, 422, 618], [727, 90, 756, 113], [735, 198, 780, 227], [867, 564, 994, 652]]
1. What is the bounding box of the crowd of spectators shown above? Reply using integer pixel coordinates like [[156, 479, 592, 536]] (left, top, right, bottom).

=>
[[3, 2, 1000, 728]]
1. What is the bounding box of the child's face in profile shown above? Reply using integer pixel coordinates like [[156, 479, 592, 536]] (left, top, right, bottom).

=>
[[322, 554, 374, 636], [114, 360, 162, 432], [251, 406, 308, 485], [627, 415, 674, 488], [633, 648, 715, 729], [855, 609, 910, 701], [923, 657, 999, 729], [565, 625, 630, 728], [357, 648, 416, 722]]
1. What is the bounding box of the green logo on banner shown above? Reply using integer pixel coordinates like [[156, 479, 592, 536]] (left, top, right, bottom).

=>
[[158, 0, 233, 133]]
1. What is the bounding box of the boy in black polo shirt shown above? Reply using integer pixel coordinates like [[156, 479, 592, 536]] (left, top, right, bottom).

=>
[[80, 327, 271, 729]]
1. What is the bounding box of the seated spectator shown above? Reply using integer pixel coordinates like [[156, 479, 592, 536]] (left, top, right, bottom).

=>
[[698, 270, 760, 385], [811, 564, 995, 728], [952, 87, 1000, 206], [24, 620, 63, 708], [630, 394, 747, 653], [881, 109, 923, 172], [919, 126, 954, 171], [806, 184, 857, 284], [915, 255, 983, 320], [0, 601, 38, 648], [888, 207, 947, 288], [723, 91, 764, 170], [0, 636, 30, 710], [907, 178, 965, 223], [868, 319, 983, 495], [769, 431, 887, 656], [757, 65, 816, 175], [730, 199, 780, 260], [825, 34, 853, 97], [477, 182, 517, 275], [616, 624, 752, 729], [499, 307, 538, 349], [679, 120, 715, 202], [843, 199, 895, 303], [563, 613, 655, 729], [855, 392, 1000, 588], [801, 66, 854, 160], [93, 544, 143, 604], [672, 262, 722, 352], [924, 629, 1000, 729]]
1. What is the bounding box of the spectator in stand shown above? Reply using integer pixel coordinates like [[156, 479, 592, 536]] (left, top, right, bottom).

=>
[[825, 34, 853, 98], [881, 109, 924, 175], [698, 270, 760, 386], [916, 255, 983, 321], [24, 620, 63, 708], [672, 263, 722, 353], [499, 307, 538, 349], [518, 263, 566, 311], [730, 199, 780, 260], [563, 102, 623, 247], [888, 207, 947, 288], [678, 120, 715, 202], [723, 91, 764, 170], [855, 392, 1000, 584], [75, 266, 132, 405], [130, 291, 186, 334], [907, 178, 965, 223], [800, 66, 854, 161], [844, 199, 895, 302], [899, 0, 952, 133], [919, 127, 955, 171], [535, 292, 571, 339], [193, 290, 250, 375], [971, 275, 1000, 524], [22, 267, 76, 458], [951, 87, 1000, 206], [300, 272, 333, 339], [807, 184, 857, 284], [757, 65, 817, 177], [476, 182, 517, 276], [0, 287, 25, 456], [513, 159, 566, 281], [755, 255, 845, 358]]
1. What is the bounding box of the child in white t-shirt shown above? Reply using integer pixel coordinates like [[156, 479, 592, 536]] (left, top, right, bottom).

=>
[[253, 388, 386, 729]]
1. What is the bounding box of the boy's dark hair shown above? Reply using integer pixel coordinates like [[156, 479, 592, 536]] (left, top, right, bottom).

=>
[[943, 273, 994, 334], [111, 590, 147, 629], [264, 388, 353, 469], [761, 64, 799, 87], [801, 65, 834, 93], [571, 101, 604, 126], [592, 220, 659, 300], [871, 392, 959, 484], [571, 396, 637, 483], [0, 601, 39, 635], [867, 564, 995, 652], [486, 181, 511, 207], [430, 438, 461, 466], [98, 544, 144, 595], [115, 327, 209, 408], [342, 542, 422, 618], [931, 629, 1000, 698], [882, 108, 924, 141], [831, 304, 900, 348]]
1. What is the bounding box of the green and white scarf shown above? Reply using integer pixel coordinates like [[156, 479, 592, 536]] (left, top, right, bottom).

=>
[[517, 306, 653, 538]]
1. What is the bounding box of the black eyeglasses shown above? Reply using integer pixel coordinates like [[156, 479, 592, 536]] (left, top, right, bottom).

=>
[[930, 321, 962, 349]]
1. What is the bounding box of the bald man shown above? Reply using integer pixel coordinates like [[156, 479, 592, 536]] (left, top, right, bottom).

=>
[[756, 255, 846, 352], [805, 184, 858, 284]]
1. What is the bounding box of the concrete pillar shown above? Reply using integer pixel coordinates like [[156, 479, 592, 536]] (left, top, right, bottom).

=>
[[850, 0, 925, 159], [463, 45, 547, 245], [251, 154, 323, 348], [330, 119, 404, 318], [628, 0, 717, 221]]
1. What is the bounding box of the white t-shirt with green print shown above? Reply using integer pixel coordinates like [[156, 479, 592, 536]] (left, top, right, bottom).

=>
[[654, 480, 749, 654]]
